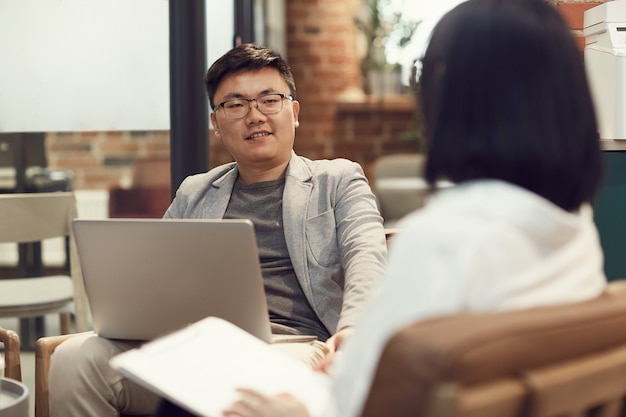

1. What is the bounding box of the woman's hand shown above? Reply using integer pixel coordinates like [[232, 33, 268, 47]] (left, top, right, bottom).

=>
[[222, 388, 310, 417]]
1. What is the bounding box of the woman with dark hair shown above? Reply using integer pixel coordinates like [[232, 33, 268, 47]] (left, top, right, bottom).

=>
[[163, 0, 607, 416], [420, 0, 602, 211]]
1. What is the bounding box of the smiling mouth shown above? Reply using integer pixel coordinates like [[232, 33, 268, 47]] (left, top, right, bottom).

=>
[[247, 132, 270, 140]]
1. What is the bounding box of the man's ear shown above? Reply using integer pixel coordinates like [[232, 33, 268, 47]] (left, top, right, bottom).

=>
[[210, 113, 220, 136], [293, 100, 300, 128]]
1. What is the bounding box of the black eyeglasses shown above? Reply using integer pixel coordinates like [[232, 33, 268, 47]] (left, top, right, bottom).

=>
[[215, 93, 294, 119]]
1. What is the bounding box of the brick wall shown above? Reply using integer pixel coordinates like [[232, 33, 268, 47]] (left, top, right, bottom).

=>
[[45, 130, 232, 190], [285, 0, 364, 158], [46, 130, 170, 190], [44, 0, 610, 190], [284, 0, 419, 180], [551, 0, 607, 50]]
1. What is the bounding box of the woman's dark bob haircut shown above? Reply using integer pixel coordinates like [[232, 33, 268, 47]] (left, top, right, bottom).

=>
[[204, 43, 296, 111], [419, 0, 603, 212]]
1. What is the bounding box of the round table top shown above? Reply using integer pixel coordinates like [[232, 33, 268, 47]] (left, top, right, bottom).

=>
[[0, 377, 29, 417]]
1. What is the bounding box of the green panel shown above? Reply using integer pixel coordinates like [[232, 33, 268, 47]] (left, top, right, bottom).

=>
[[593, 151, 626, 281]]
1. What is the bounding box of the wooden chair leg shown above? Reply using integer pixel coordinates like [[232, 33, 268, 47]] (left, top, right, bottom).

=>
[[59, 312, 72, 334], [0, 326, 22, 381]]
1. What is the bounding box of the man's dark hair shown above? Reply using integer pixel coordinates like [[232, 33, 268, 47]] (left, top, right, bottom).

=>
[[204, 43, 296, 110]]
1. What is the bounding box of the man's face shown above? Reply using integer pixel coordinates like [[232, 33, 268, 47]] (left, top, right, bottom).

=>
[[210, 67, 300, 172]]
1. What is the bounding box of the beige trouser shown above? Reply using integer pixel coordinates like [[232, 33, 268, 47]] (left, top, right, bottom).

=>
[[48, 332, 327, 417]]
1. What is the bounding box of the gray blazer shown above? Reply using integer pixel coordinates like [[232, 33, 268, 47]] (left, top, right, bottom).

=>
[[164, 152, 387, 334]]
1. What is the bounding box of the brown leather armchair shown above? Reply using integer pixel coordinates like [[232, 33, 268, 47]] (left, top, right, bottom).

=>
[[362, 280, 626, 417]]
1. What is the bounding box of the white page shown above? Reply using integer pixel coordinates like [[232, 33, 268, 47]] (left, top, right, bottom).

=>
[[110, 316, 332, 417]]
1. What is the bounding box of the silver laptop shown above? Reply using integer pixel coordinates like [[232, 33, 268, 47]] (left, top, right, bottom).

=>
[[72, 218, 274, 342]]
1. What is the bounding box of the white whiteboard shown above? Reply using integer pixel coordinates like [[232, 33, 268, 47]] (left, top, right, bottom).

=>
[[0, 0, 234, 132]]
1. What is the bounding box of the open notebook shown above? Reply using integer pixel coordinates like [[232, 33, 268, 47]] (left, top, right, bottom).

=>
[[110, 316, 332, 417]]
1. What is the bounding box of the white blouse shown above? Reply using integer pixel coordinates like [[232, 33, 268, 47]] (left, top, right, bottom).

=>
[[325, 180, 606, 417]]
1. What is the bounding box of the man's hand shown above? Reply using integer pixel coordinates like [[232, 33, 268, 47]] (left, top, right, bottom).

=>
[[314, 327, 353, 374], [222, 388, 310, 417]]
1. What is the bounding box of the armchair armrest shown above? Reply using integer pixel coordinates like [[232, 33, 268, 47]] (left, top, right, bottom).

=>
[[0, 327, 21, 381], [35, 331, 94, 417]]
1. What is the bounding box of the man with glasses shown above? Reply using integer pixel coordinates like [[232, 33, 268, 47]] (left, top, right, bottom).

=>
[[48, 43, 388, 417]]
